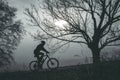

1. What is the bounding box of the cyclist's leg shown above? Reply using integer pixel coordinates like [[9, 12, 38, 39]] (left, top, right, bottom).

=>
[[34, 50, 37, 57], [34, 51, 43, 69], [39, 52, 44, 61], [36, 56, 40, 63], [35, 55, 43, 69], [34, 51, 40, 62]]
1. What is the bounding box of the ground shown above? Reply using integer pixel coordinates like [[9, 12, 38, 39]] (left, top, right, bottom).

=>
[[0, 61, 120, 80]]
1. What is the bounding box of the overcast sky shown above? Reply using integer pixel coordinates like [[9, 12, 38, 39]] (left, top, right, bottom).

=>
[[4, 0, 94, 71]]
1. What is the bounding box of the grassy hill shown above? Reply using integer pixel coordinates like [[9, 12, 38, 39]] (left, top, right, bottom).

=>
[[0, 61, 120, 80]]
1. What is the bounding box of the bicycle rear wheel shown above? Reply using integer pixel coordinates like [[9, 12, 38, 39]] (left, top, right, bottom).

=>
[[47, 58, 59, 69], [29, 61, 39, 71]]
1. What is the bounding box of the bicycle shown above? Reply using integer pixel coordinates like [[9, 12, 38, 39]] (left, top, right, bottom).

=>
[[29, 53, 59, 71]]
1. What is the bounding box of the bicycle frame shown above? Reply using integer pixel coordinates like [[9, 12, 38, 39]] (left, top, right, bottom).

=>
[[29, 54, 59, 70], [40, 54, 50, 64]]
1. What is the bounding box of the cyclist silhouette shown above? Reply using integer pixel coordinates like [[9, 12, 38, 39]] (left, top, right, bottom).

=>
[[34, 41, 49, 65]]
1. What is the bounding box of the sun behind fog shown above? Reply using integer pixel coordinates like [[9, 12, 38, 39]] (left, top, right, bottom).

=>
[[54, 20, 68, 29]]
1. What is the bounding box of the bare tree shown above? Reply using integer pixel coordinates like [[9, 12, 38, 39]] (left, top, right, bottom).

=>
[[25, 0, 120, 64]]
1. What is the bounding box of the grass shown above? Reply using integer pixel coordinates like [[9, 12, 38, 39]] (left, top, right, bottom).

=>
[[0, 60, 120, 80]]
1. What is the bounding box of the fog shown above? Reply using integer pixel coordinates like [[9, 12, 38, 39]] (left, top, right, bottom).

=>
[[1, 0, 93, 71]]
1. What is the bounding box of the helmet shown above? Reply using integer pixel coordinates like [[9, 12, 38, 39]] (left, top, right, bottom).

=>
[[41, 41, 45, 44]]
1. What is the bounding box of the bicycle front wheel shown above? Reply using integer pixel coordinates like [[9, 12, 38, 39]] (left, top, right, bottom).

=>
[[29, 61, 39, 71], [47, 58, 59, 69]]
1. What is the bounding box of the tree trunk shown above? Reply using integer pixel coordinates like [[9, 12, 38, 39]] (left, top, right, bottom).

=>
[[89, 34, 101, 64], [91, 48, 101, 64], [89, 41, 101, 64]]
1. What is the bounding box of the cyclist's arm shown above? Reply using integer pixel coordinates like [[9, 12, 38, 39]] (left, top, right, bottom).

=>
[[42, 47, 49, 53]]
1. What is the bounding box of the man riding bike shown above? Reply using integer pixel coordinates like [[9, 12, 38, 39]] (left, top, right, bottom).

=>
[[29, 41, 59, 70], [34, 41, 49, 66]]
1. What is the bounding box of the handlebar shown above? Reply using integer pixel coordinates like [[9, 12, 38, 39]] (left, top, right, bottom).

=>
[[44, 53, 50, 57]]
